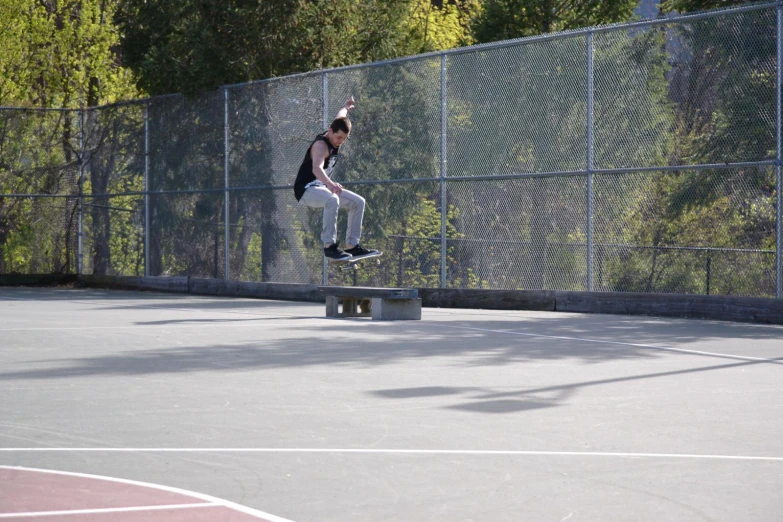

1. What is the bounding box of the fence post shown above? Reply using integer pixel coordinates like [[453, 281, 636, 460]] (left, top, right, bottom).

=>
[[777, 5, 782, 298], [586, 31, 595, 292], [322, 72, 329, 285], [224, 87, 231, 281], [77, 107, 85, 275], [440, 53, 448, 289], [144, 103, 150, 277]]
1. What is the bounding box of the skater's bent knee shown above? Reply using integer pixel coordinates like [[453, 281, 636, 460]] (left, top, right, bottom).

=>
[[325, 194, 340, 207]]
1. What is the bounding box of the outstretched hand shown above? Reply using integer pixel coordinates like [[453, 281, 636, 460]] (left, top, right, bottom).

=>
[[343, 96, 355, 111]]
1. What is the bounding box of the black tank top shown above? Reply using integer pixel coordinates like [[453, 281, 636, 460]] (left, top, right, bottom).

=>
[[294, 133, 340, 201]]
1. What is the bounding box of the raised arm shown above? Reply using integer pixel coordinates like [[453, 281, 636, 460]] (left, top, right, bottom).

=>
[[333, 96, 355, 120]]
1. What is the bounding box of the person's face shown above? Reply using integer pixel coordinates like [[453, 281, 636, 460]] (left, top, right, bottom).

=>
[[328, 130, 349, 148]]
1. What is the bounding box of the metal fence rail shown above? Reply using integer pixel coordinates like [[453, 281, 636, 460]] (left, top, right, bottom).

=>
[[1, 2, 781, 299]]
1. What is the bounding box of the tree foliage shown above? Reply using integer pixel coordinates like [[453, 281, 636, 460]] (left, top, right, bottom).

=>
[[1, 0, 778, 295], [118, 0, 415, 96], [471, 0, 638, 43], [598, 0, 778, 295], [659, 0, 747, 14], [115, 0, 484, 97], [0, 0, 137, 108], [0, 0, 140, 274], [404, 0, 481, 52]]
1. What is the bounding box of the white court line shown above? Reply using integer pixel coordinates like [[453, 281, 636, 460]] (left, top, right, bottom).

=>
[[0, 465, 296, 522], [430, 323, 783, 365], [0, 503, 219, 518], [1, 448, 782, 462]]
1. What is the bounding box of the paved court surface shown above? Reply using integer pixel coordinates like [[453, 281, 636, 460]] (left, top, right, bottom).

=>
[[0, 286, 782, 521]]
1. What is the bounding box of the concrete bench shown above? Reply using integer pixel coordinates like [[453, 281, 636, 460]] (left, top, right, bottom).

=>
[[318, 286, 421, 320]]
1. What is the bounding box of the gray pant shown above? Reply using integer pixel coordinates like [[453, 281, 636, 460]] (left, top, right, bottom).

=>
[[300, 185, 366, 246]]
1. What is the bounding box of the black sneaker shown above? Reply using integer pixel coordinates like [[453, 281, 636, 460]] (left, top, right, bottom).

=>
[[324, 243, 351, 261], [344, 244, 379, 258]]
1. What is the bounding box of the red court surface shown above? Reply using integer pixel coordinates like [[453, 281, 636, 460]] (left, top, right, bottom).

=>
[[0, 466, 291, 521]]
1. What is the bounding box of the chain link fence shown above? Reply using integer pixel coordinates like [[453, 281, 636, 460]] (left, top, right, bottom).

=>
[[1, 2, 781, 298]]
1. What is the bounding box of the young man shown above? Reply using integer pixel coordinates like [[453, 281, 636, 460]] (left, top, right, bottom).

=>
[[294, 96, 379, 261]]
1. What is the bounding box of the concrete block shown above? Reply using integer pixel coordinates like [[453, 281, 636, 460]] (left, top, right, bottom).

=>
[[326, 296, 372, 318], [371, 297, 422, 320], [326, 296, 339, 317]]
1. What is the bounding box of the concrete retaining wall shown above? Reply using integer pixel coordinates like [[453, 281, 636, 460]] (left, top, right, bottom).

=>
[[76, 275, 323, 303], [418, 288, 783, 325], [0, 274, 77, 286], [2, 274, 780, 325]]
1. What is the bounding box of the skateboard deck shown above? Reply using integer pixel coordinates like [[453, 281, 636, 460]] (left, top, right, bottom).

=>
[[329, 251, 383, 271]]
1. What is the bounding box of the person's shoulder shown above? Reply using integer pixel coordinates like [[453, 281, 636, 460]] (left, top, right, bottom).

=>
[[310, 137, 329, 155]]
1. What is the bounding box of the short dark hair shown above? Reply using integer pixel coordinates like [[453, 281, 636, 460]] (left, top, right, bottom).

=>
[[330, 117, 352, 134]]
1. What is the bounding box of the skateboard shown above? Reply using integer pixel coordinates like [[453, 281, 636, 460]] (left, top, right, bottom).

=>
[[329, 251, 383, 271]]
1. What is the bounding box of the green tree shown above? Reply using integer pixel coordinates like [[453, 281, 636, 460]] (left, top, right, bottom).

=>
[[404, 0, 481, 53], [116, 0, 423, 96], [659, 0, 747, 13], [0, 0, 140, 275], [462, 0, 649, 290], [576, 0, 778, 297], [117, 0, 483, 97], [0, 1, 30, 105], [628, 0, 779, 296], [115, 0, 485, 282], [0, 110, 80, 273], [0, 0, 137, 108], [446, 18, 672, 289], [82, 104, 146, 276], [471, 0, 638, 42]]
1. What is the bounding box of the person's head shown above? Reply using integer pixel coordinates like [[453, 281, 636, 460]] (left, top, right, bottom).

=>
[[326, 117, 352, 147]]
